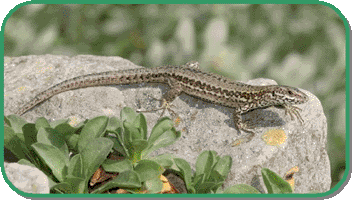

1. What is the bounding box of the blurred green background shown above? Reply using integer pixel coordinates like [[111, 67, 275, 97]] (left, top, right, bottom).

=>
[[4, 4, 346, 189]]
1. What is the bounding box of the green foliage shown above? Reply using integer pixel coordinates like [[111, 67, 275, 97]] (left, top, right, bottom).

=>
[[261, 168, 293, 194], [4, 107, 181, 194], [222, 168, 293, 194], [4, 108, 297, 194], [104, 107, 181, 163], [151, 151, 293, 194], [161, 150, 233, 194], [91, 170, 142, 194]]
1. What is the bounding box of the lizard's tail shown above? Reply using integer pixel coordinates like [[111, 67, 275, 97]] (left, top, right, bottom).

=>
[[15, 68, 167, 116]]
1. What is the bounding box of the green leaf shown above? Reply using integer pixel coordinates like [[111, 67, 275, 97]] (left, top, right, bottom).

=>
[[145, 129, 180, 157], [4, 126, 29, 160], [54, 123, 76, 136], [174, 158, 193, 193], [134, 160, 164, 182], [5, 115, 28, 133], [212, 150, 221, 162], [120, 107, 138, 123], [144, 176, 163, 193], [211, 182, 224, 193], [52, 123, 78, 151], [106, 135, 127, 157], [134, 114, 148, 140], [35, 117, 51, 130], [208, 170, 225, 183], [4, 115, 10, 126], [50, 119, 70, 129], [50, 177, 87, 194], [80, 137, 113, 179], [192, 173, 205, 193], [67, 154, 84, 179], [22, 123, 37, 147], [127, 139, 149, 163], [215, 186, 223, 194], [148, 117, 174, 144], [74, 119, 89, 130], [78, 116, 109, 152], [261, 168, 293, 194], [4, 124, 25, 141], [143, 118, 180, 157], [195, 151, 215, 181], [91, 170, 141, 194], [32, 143, 69, 182], [51, 182, 72, 194], [64, 177, 87, 193], [106, 117, 122, 132], [223, 184, 261, 194], [102, 159, 133, 173], [17, 159, 35, 167], [124, 121, 143, 142], [66, 134, 79, 152], [122, 112, 148, 142], [37, 128, 69, 157], [152, 158, 173, 169], [194, 181, 217, 194], [151, 154, 178, 169], [213, 155, 232, 178], [211, 179, 225, 192]]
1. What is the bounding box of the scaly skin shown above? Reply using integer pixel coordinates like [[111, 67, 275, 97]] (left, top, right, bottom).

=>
[[16, 62, 309, 143]]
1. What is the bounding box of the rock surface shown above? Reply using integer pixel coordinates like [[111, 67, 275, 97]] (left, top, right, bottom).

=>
[[4, 55, 331, 193], [4, 162, 50, 194]]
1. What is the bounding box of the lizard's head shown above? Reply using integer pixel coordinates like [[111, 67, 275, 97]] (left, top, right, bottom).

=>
[[271, 85, 309, 105]]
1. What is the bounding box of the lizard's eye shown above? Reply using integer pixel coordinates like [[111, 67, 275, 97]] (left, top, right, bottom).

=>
[[288, 90, 293, 95]]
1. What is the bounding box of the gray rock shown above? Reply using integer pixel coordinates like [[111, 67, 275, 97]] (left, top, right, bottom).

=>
[[4, 55, 330, 193], [4, 162, 50, 194]]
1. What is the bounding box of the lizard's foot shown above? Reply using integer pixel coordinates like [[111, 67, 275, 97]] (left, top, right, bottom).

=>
[[232, 129, 255, 146], [158, 99, 178, 118], [232, 114, 256, 146], [137, 98, 179, 119], [283, 104, 304, 125], [136, 94, 165, 113], [234, 115, 255, 132], [233, 122, 256, 146]]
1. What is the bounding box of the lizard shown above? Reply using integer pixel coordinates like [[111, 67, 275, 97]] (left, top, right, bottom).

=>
[[15, 61, 309, 143]]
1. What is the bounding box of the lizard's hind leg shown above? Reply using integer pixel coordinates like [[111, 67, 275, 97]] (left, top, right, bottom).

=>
[[137, 97, 178, 119], [137, 86, 182, 120]]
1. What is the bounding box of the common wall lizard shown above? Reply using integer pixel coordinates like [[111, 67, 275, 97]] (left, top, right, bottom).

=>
[[15, 61, 309, 143]]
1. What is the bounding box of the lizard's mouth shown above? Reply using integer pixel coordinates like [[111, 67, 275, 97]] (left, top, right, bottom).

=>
[[296, 90, 309, 104]]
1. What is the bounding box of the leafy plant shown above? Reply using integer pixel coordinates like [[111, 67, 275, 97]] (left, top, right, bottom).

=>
[[106, 107, 181, 163], [222, 168, 294, 194], [4, 107, 296, 194], [4, 107, 181, 194], [153, 151, 294, 194], [158, 150, 232, 194]]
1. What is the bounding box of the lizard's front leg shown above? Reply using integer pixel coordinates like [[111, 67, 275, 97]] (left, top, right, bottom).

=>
[[232, 104, 306, 146], [282, 104, 304, 125]]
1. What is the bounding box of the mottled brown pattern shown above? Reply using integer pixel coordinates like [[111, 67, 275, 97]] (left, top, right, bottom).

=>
[[16, 61, 308, 142]]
